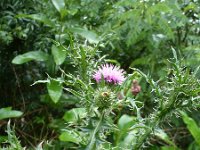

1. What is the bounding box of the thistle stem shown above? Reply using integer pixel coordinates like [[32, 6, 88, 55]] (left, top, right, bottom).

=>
[[86, 111, 105, 150], [133, 117, 160, 150]]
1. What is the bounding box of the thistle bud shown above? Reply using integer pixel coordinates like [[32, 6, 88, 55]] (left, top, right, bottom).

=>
[[131, 80, 141, 96], [95, 88, 114, 109]]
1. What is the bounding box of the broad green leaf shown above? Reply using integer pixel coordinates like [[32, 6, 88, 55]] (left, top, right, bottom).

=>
[[47, 80, 63, 103], [0, 107, 23, 120], [16, 14, 54, 27], [63, 108, 86, 123], [51, 0, 65, 12], [51, 45, 67, 65], [70, 27, 100, 43], [59, 130, 80, 144], [51, 0, 67, 18], [115, 114, 136, 147], [118, 114, 135, 129], [180, 111, 200, 146], [12, 51, 48, 64]]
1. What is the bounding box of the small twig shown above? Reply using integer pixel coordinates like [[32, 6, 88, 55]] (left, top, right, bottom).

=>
[[15, 128, 37, 148], [12, 66, 25, 111], [23, 107, 44, 117]]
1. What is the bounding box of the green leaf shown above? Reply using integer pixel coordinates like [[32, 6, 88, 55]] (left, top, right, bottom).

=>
[[51, 0, 65, 12], [51, 0, 67, 18], [180, 111, 200, 146], [12, 51, 49, 64], [161, 146, 179, 150], [155, 128, 177, 147], [172, 47, 178, 62], [115, 115, 137, 148], [0, 107, 23, 120], [63, 108, 86, 123], [118, 114, 135, 129], [59, 130, 80, 144], [16, 14, 54, 27], [51, 45, 67, 65], [70, 27, 100, 43], [47, 79, 63, 103]]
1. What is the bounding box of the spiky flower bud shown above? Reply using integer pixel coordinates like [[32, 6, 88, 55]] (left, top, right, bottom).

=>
[[95, 87, 115, 109], [131, 80, 141, 96]]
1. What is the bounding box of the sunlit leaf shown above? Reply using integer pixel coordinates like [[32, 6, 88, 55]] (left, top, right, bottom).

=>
[[51, 45, 67, 65], [118, 114, 135, 129], [59, 130, 80, 144], [51, 0, 67, 18], [0, 107, 23, 120], [70, 27, 100, 43], [12, 51, 48, 64], [63, 108, 86, 123], [47, 79, 63, 103]]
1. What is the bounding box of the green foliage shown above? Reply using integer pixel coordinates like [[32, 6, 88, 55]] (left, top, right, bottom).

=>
[[51, 45, 67, 66], [0, 108, 23, 120], [59, 130, 81, 144], [1, 0, 200, 149], [1, 121, 23, 150], [47, 79, 63, 103], [181, 111, 200, 146], [12, 51, 49, 64], [63, 108, 86, 123]]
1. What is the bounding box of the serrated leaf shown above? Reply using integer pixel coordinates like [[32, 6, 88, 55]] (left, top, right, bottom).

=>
[[0, 107, 23, 120], [47, 80, 63, 103], [59, 130, 80, 144], [63, 108, 86, 123], [12, 51, 48, 64], [155, 128, 177, 147], [51, 45, 67, 65]]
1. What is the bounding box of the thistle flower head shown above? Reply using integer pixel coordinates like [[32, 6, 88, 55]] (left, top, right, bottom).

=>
[[93, 64, 126, 84]]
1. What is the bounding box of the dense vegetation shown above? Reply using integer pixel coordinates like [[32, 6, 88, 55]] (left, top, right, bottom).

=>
[[0, 0, 200, 149]]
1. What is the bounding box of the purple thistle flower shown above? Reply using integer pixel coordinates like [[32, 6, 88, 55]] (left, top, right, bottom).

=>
[[93, 64, 126, 84]]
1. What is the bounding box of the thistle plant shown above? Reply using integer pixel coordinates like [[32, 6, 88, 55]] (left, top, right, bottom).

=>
[[32, 37, 199, 149], [60, 42, 200, 149], [128, 52, 200, 149]]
